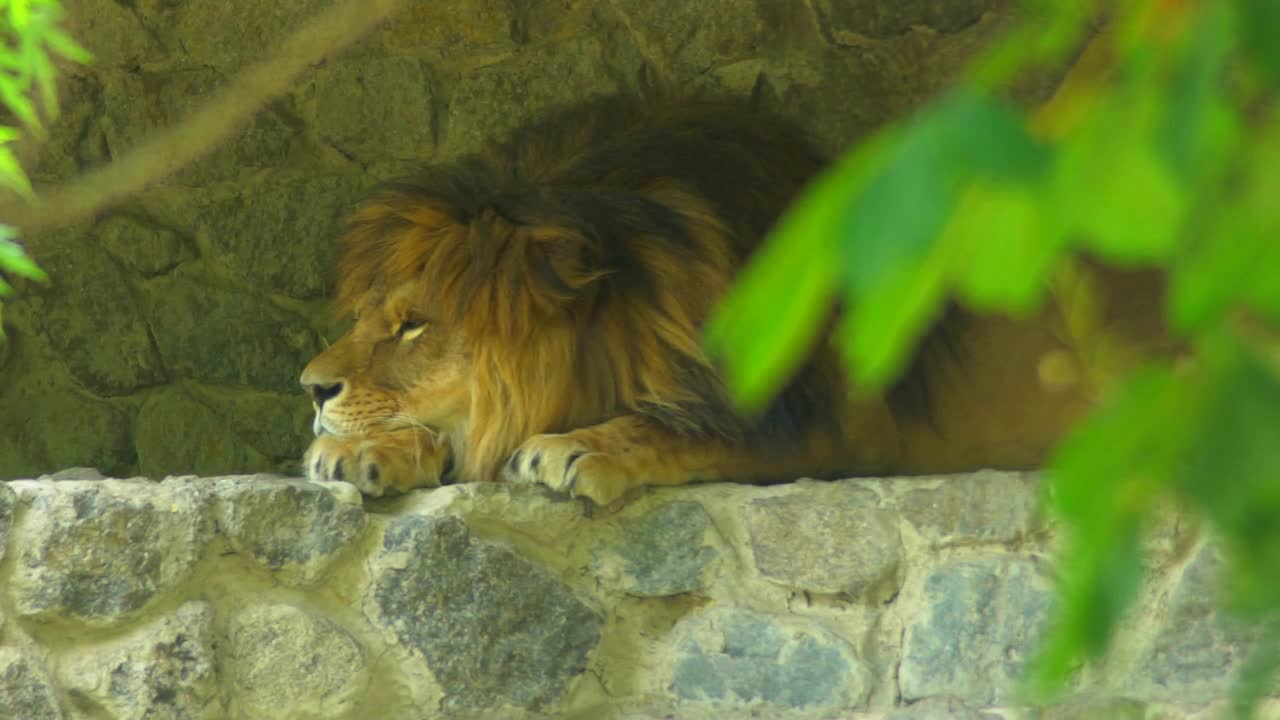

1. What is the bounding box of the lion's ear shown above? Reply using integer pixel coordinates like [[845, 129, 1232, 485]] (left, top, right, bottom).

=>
[[523, 225, 610, 311]]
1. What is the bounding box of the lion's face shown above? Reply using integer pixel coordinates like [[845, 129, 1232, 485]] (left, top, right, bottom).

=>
[[300, 280, 473, 439]]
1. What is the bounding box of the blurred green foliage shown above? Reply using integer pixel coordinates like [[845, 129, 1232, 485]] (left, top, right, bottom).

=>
[[0, 0, 89, 336], [707, 0, 1280, 714]]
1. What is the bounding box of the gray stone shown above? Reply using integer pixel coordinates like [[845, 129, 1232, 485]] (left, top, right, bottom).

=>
[[887, 697, 1000, 720], [9, 480, 211, 623], [35, 238, 167, 395], [445, 38, 630, 157], [142, 277, 322, 392], [745, 488, 903, 602], [135, 387, 274, 478], [812, 0, 997, 40], [368, 514, 601, 713], [590, 501, 725, 597], [212, 476, 365, 585], [195, 173, 362, 300], [196, 387, 315, 467], [669, 607, 870, 710], [60, 602, 220, 720], [0, 648, 62, 720], [1132, 542, 1258, 702], [224, 603, 368, 720], [899, 556, 1054, 705], [0, 482, 13, 563], [96, 214, 195, 278], [314, 57, 434, 161], [1040, 698, 1147, 720], [891, 471, 1040, 546]]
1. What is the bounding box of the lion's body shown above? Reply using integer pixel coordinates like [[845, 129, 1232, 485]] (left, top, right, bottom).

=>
[[300, 95, 1169, 504]]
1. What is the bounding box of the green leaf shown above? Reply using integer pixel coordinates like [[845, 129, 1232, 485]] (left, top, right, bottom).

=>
[[0, 145, 34, 199], [0, 234, 46, 282], [838, 253, 946, 388], [1239, 0, 1280, 84], [0, 73, 40, 132], [946, 180, 1065, 314], [1028, 364, 1190, 694], [43, 27, 93, 65], [938, 89, 1052, 182], [1055, 120, 1187, 264], [1160, 2, 1237, 182], [705, 130, 896, 411]]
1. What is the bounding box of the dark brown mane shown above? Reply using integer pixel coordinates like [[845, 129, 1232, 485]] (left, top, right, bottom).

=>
[[333, 95, 868, 481]]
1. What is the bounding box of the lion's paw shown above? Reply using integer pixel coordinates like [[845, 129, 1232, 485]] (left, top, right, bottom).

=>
[[503, 433, 634, 505], [304, 432, 447, 498]]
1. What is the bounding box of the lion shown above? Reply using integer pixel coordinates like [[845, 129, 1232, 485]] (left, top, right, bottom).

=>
[[299, 95, 1169, 506]]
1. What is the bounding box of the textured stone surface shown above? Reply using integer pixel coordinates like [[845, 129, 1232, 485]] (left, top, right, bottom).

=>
[[9, 480, 210, 623], [0, 649, 62, 720], [886, 697, 1000, 720], [669, 607, 870, 710], [368, 514, 602, 712], [96, 214, 195, 279], [5, 389, 136, 479], [0, 481, 12, 562], [890, 471, 1041, 546], [224, 604, 368, 720], [899, 556, 1054, 705], [36, 240, 167, 395], [314, 56, 435, 161], [814, 0, 996, 40], [444, 37, 629, 156], [590, 501, 725, 596], [1132, 542, 1257, 701], [60, 602, 220, 720], [135, 387, 274, 478], [196, 173, 362, 299], [746, 488, 903, 601], [212, 476, 365, 584], [142, 277, 321, 392]]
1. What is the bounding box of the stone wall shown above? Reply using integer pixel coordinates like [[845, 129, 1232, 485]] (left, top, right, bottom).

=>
[[0, 469, 1271, 719], [0, 0, 1044, 480]]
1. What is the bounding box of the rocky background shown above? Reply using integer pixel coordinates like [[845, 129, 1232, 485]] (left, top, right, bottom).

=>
[[0, 0, 1049, 480], [0, 469, 1270, 719]]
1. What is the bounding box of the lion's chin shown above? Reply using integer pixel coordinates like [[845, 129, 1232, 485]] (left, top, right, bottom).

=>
[[312, 413, 327, 438]]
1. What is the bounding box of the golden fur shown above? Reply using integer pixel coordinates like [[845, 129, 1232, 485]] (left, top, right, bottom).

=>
[[299, 95, 1170, 505]]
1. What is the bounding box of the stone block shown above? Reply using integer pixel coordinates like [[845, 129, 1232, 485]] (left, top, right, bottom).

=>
[[899, 556, 1053, 705], [812, 0, 997, 41], [368, 514, 601, 713], [210, 475, 365, 585], [224, 603, 368, 720], [195, 173, 365, 300], [887, 697, 1000, 719], [60, 602, 220, 720], [590, 501, 725, 596], [142, 277, 322, 392], [889, 471, 1041, 546], [9, 480, 211, 623], [0, 649, 62, 720], [314, 57, 434, 161], [745, 487, 903, 602], [669, 607, 871, 710], [135, 387, 274, 478], [0, 481, 12, 562], [36, 238, 166, 395], [96, 214, 195, 279]]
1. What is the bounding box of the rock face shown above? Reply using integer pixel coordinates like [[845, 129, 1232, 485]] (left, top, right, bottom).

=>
[[0, 471, 1271, 719], [0, 0, 1047, 480]]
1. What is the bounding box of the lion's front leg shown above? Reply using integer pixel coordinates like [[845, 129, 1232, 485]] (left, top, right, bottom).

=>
[[305, 429, 451, 498], [502, 415, 732, 505]]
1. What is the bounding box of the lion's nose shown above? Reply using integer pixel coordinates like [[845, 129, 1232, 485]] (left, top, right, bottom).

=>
[[304, 381, 344, 408]]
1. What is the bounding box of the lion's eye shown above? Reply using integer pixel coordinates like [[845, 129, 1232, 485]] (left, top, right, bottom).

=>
[[396, 318, 428, 341]]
